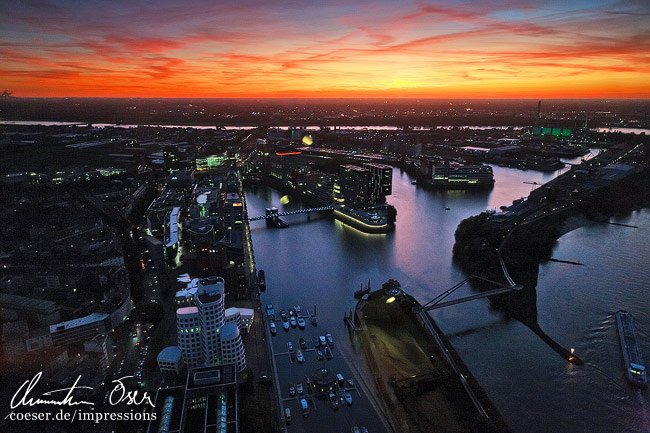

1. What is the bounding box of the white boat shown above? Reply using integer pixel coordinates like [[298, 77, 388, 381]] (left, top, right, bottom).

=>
[[325, 332, 334, 347], [296, 350, 304, 363], [290, 316, 297, 328], [282, 319, 290, 331], [319, 335, 327, 347], [297, 317, 306, 329], [270, 322, 276, 335], [344, 391, 352, 406], [294, 305, 301, 315]]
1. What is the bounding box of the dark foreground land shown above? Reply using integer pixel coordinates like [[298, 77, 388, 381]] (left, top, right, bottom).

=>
[[356, 284, 510, 433]]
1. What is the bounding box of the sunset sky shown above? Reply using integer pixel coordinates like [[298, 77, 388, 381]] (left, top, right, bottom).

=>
[[1, 0, 649, 98]]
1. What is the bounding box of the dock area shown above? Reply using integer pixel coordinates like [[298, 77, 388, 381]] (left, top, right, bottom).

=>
[[355, 286, 510, 433]]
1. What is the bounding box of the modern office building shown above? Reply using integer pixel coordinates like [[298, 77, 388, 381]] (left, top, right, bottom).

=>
[[49, 313, 112, 346], [158, 346, 183, 374], [146, 363, 238, 433], [196, 278, 226, 367], [146, 188, 185, 238], [219, 322, 246, 372], [195, 154, 234, 172], [177, 306, 202, 368], [225, 307, 254, 334], [363, 162, 393, 205], [339, 165, 370, 209], [222, 193, 244, 229], [170, 277, 246, 372], [164, 206, 181, 265], [431, 163, 495, 188], [163, 146, 182, 172]]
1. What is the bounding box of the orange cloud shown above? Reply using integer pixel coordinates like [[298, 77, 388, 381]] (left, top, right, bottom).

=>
[[0, 0, 648, 98]]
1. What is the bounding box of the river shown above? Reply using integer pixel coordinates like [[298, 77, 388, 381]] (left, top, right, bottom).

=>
[[244, 156, 650, 433]]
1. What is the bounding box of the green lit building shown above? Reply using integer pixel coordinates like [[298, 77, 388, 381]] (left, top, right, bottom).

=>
[[532, 127, 572, 137], [196, 154, 237, 172]]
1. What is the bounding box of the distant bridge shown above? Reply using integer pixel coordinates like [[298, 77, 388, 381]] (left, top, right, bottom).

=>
[[248, 205, 334, 221]]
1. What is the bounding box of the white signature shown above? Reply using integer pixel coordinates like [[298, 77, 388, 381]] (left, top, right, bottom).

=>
[[10, 372, 154, 409]]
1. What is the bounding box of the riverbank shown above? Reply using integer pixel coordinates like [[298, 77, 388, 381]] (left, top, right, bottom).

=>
[[355, 283, 510, 433], [454, 161, 650, 288]]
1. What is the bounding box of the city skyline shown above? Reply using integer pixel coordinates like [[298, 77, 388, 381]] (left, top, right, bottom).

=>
[[2, 0, 650, 98]]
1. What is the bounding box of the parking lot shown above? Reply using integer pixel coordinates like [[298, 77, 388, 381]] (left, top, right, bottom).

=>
[[265, 304, 385, 433]]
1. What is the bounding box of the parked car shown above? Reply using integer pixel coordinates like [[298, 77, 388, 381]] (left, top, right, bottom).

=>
[[300, 398, 309, 418], [284, 407, 292, 424]]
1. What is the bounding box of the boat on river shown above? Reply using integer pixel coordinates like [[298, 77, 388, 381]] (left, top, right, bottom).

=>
[[257, 269, 266, 291], [325, 332, 334, 347], [616, 310, 647, 387]]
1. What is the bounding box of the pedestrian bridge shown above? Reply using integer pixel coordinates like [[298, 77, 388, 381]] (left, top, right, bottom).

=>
[[248, 205, 334, 221]]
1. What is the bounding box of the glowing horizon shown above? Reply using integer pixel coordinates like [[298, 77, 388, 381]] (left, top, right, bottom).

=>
[[2, 0, 649, 99]]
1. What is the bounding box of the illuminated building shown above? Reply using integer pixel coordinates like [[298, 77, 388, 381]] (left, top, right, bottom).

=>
[[177, 306, 202, 368], [164, 206, 181, 265], [363, 162, 392, 205], [532, 127, 572, 137], [339, 165, 370, 209], [163, 146, 182, 172], [172, 277, 246, 372], [146, 364, 238, 433], [195, 154, 234, 172], [431, 163, 495, 187]]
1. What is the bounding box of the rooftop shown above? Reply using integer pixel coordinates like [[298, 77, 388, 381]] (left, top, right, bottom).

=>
[[197, 277, 225, 304], [221, 322, 239, 340], [363, 162, 392, 169], [177, 306, 199, 316], [0, 293, 57, 314], [49, 313, 109, 333], [2, 320, 29, 341], [158, 346, 182, 363], [341, 164, 368, 172]]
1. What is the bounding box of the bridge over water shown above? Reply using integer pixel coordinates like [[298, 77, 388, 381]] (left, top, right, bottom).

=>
[[248, 205, 334, 221]]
